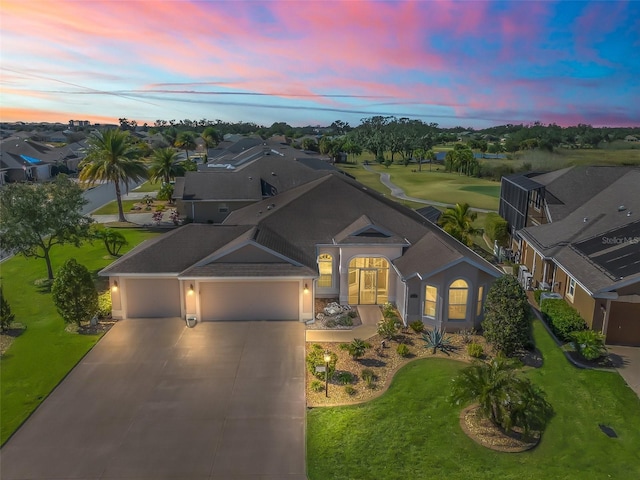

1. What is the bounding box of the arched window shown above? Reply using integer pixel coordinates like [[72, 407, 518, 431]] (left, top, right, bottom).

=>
[[448, 279, 469, 320], [318, 254, 333, 288]]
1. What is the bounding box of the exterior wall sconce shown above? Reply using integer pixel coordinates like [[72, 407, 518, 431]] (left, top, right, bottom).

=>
[[303, 283, 309, 294], [111, 281, 118, 292], [188, 284, 194, 296]]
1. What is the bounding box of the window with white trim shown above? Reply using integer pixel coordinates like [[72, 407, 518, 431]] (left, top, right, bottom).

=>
[[424, 285, 437, 317], [317, 254, 333, 288], [448, 279, 469, 320], [476, 285, 484, 316], [567, 277, 576, 301]]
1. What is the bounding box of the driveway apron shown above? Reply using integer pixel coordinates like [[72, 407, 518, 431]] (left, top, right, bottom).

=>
[[0, 318, 307, 480]]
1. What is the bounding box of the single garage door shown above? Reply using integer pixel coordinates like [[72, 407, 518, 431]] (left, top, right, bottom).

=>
[[606, 301, 640, 345], [125, 278, 181, 318], [200, 281, 299, 321]]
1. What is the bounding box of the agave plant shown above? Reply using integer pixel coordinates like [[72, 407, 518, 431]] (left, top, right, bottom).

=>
[[422, 328, 455, 355], [340, 338, 371, 360]]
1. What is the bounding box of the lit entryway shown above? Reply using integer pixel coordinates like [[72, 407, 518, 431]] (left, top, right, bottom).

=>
[[348, 257, 389, 305]]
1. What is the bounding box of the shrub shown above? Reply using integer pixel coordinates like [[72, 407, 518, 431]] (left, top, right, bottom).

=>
[[409, 321, 425, 334], [540, 299, 587, 342], [336, 314, 353, 327], [397, 343, 410, 357], [0, 286, 16, 332], [51, 259, 98, 327], [482, 275, 531, 356], [459, 328, 476, 344], [335, 371, 354, 385], [484, 213, 509, 247], [534, 289, 543, 305], [422, 328, 455, 355], [306, 344, 337, 380], [96, 290, 112, 319], [310, 380, 325, 393], [324, 318, 337, 328], [339, 338, 371, 359], [348, 309, 358, 318], [344, 385, 357, 396], [156, 182, 174, 201], [361, 368, 377, 389], [467, 342, 484, 358], [377, 317, 399, 340], [382, 302, 396, 318], [571, 330, 606, 361]]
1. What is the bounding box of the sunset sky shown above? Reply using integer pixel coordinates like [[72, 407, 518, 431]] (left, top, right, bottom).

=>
[[1, 0, 639, 128]]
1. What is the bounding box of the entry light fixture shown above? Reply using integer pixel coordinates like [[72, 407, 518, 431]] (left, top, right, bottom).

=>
[[188, 284, 194, 296], [303, 283, 309, 294], [111, 281, 118, 292]]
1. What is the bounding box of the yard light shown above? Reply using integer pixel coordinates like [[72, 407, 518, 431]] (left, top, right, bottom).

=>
[[324, 351, 331, 397]]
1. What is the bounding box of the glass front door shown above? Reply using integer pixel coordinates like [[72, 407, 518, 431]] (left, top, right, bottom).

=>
[[359, 269, 378, 304]]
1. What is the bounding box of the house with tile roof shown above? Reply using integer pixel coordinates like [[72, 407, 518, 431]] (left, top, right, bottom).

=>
[[101, 173, 501, 329], [499, 166, 640, 345]]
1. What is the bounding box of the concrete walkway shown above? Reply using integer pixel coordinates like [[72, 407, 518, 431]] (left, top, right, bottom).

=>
[[605, 345, 640, 399], [305, 305, 381, 343], [363, 164, 497, 213]]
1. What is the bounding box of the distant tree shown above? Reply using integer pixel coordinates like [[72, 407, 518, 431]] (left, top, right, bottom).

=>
[[0, 287, 16, 332], [174, 131, 197, 160], [148, 148, 185, 185], [80, 129, 148, 223], [0, 176, 92, 280], [482, 275, 531, 356], [301, 137, 318, 152], [51, 259, 99, 327], [201, 126, 220, 148], [438, 203, 481, 247]]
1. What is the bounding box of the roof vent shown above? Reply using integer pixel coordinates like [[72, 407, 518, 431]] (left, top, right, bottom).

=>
[[271, 171, 276, 176], [618, 205, 626, 212], [248, 176, 252, 180], [627, 211, 632, 216], [583, 217, 588, 223]]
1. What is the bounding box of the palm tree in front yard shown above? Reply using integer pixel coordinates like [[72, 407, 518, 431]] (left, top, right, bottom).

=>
[[148, 148, 185, 185], [80, 129, 148, 222], [438, 203, 482, 247]]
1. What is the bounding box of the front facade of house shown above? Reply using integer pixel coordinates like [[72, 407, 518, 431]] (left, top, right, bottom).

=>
[[103, 174, 501, 330], [502, 167, 640, 346]]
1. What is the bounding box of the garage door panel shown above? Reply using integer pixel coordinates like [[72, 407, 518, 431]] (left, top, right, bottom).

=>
[[607, 302, 640, 346], [201, 282, 299, 321], [126, 279, 181, 318]]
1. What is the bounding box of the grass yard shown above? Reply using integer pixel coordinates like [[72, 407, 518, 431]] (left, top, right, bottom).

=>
[[307, 320, 640, 480], [0, 229, 160, 445], [339, 163, 501, 211], [133, 181, 162, 193]]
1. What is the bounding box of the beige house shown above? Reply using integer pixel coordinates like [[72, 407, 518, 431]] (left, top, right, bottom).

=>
[[102, 173, 501, 329], [500, 166, 640, 345]]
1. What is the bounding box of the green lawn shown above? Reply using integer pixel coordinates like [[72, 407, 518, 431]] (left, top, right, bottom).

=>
[[339, 163, 501, 210], [0, 229, 160, 445], [307, 320, 640, 480], [133, 181, 162, 193], [91, 200, 149, 215]]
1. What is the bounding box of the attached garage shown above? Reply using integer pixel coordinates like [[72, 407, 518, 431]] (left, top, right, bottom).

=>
[[125, 278, 181, 318], [200, 281, 299, 321], [606, 301, 640, 346]]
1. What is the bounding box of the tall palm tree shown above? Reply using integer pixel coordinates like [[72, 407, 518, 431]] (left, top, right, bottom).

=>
[[450, 357, 553, 439], [174, 131, 196, 161], [80, 129, 147, 222], [438, 203, 482, 247], [148, 148, 185, 185]]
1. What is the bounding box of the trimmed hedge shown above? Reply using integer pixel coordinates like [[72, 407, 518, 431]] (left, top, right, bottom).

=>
[[484, 212, 509, 247], [540, 298, 587, 342]]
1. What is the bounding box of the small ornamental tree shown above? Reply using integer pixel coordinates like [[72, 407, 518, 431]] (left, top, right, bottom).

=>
[[482, 275, 531, 356], [97, 228, 128, 256], [0, 286, 16, 332], [51, 259, 98, 327]]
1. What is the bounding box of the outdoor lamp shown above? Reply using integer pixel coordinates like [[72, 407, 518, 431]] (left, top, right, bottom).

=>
[[303, 283, 309, 294], [188, 284, 194, 296], [111, 281, 118, 292], [324, 351, 331, 397]]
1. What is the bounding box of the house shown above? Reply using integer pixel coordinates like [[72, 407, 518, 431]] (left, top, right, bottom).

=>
[[173, 139, 334, 223], [0, 137, 53, 182], [499, 166, 640, 345], [624, 135, 638, 142], [101, 173, 501, 329]]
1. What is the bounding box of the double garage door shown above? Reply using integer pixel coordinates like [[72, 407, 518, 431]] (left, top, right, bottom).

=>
[[200, 281, 299, 321], [606, 301, 640, 346]]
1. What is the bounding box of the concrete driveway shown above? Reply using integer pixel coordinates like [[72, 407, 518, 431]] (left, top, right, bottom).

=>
[[607, 345, 640, 399], [1, 318, 307, 480]]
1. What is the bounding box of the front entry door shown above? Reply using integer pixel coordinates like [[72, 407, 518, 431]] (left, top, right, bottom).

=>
[[360, 269, 378, 304]]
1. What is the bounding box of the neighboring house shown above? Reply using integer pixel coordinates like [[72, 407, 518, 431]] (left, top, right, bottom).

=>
[[0, 137, 53, 182], [624, 135, 638, 142], [173, 139, 334, 223], [101, 173, 501, 329], [499, 166, 640, 346]]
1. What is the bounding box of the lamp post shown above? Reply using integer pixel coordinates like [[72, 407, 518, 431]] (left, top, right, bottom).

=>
[[324, 351, 331, 397]]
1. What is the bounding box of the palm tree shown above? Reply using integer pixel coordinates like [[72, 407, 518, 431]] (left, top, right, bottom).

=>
[[438, 203, 482, 247], [80, 129, 147, 222], [450, 357, 553, 439], [174, 131, 196, 161], [148, 148, 185, 185]]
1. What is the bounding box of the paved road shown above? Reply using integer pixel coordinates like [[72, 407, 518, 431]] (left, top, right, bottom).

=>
[[0, 319, 307, 480], [363, 164, 497, 213], [82, 180, 144, 214]]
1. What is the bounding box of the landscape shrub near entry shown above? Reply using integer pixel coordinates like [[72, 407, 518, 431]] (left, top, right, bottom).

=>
[[540, 299, 587, 342]]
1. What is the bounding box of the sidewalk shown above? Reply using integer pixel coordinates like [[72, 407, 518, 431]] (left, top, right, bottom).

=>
[[305, 305, 381, 342]]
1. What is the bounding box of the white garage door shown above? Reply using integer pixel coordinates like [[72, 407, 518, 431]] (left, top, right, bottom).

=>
[[126, 278, 181, 318], [200, 281, 299, 321]]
